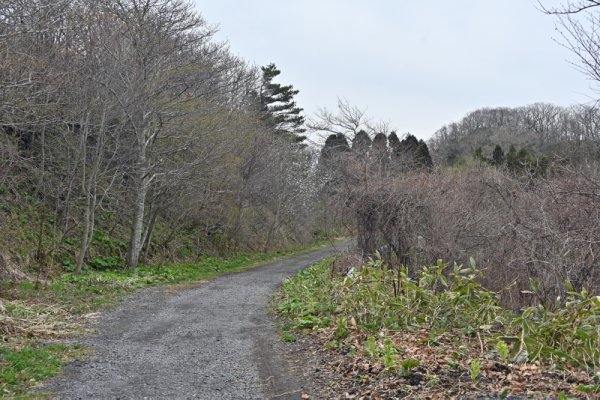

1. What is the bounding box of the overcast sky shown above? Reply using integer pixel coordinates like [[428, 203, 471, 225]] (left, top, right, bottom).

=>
[[193, 0, 593, 141]]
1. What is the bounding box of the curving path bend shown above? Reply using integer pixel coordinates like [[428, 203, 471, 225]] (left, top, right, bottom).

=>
[[43, 242, 351, 400]]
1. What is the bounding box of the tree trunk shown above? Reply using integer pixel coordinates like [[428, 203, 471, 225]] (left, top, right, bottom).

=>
[[140, 207, 159, 263], [75, 195, 92, 274], [127, 168, 148, 269], [75, 187, 97, 274], [263, 202, 281, 252]]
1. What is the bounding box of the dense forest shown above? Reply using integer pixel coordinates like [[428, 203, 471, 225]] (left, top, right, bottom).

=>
[[430, 103, 600, 167], [0, 0, 323, 277]]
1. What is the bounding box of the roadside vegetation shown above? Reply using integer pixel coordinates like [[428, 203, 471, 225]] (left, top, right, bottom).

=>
[[0, 241, 333, 398], [278, 257, 599, 398]]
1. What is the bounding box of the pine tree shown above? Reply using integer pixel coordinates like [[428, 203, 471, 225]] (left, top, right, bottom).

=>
[[506, 145, 532, 174], [388, 131, 401, 155], [260, 63, 306, 142], [387, 131, 403, 172], [417, 139, 434, 169], [393, 134, 433, 170], [506, 144, 518, 171], [473, 147, 486, 163], [320, 133, 350, 161], [352, 130, 372, 153], [372, 132, 388, 151], [492, 145, 505, 166], [400, 134, 420, 154], [371, 133, 389, 174]]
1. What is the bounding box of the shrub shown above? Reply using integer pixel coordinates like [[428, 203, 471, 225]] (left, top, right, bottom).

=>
[[279, 258, 600, 370], [346, 164, 600, 310]]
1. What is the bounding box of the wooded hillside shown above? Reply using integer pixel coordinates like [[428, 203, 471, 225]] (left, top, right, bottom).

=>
[[429, 103, 600, 167], [0, 0, 321, 277]]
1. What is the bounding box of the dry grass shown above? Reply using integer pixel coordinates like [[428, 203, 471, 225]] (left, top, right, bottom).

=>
[[0, 299, 91, 346]]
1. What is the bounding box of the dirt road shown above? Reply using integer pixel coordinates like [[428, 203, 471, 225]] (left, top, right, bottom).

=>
[[43, 243, 351, 399]]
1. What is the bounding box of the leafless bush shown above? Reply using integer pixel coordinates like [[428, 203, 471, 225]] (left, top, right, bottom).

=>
[[344, 164, 600, 309], [352, 175, 428, 265]]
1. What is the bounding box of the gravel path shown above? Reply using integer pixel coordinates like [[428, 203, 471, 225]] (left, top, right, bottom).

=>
[[42, 243, 351, 400]]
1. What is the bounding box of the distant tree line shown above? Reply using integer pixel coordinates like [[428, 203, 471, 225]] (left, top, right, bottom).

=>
[[429, 103, 600, 167]]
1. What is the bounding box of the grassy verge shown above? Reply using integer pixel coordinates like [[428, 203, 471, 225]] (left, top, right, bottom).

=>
[[0, 344, 88, 399], [277, 256, 600, 398], [0, 240, 338, 399]]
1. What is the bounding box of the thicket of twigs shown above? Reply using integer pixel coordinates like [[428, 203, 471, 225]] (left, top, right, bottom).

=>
[[323, 149, 600, 309]]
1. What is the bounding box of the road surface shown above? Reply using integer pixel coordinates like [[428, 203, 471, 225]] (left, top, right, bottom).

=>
[[43, 242, 351, 399]]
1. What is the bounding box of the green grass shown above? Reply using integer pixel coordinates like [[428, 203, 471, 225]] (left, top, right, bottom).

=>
[[0, 343, 87, 399], [2, 241, 335, 314]]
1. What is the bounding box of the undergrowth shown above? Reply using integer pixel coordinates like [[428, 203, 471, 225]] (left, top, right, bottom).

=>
[[278, 256, 600, 397], [2, 242, 330, 314]]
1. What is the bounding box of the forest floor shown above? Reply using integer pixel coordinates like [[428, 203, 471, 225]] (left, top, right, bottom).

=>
[[34, 242, 352, 399], [276, 326, 596, 399]]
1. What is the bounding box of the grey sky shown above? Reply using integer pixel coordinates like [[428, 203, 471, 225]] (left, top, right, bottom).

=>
[[194, 0, 592, 141]]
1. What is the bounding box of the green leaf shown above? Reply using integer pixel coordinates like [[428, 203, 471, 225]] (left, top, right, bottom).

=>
[[364, 336, 378, 358], [469, 359, 480, 381]]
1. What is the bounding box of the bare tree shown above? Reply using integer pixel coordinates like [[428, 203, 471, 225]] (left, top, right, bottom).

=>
[[0, 0, 322, 274], [86, 0, 230, 268], [308, 98, 371, 143], [539, 0, 600, 14], [541, 1, 600, 96]]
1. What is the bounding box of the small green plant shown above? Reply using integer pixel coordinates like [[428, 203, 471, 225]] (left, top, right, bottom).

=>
[[364, 336, 378, 358], [335, 316, 349, 339], [495, 340, 510, 363], [294, 315, 321, 329], [382, 339, 397, 370], [576, 384, 600, 393], [469, 359, 480, 382], [62, 258, 76, 272], [87, 256, 121, 270], [398, 358, 420, 377], [280, 333, 296, 342], [508, 285, 600, 369], [558, 392, 569, 400]]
